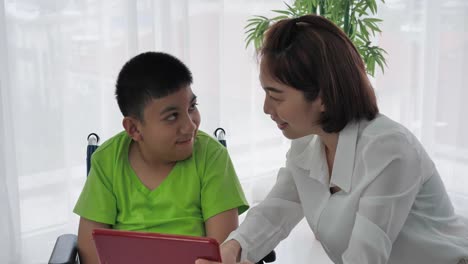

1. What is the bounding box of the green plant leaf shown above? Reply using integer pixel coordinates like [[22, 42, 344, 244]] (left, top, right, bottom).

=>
[[245, 0, 388, 75], [271, 15, 290, 21], [366, 0, 377, 14], [272, 9, 294, 16], [244, 20, 261, 29], [284, 2, 299, 17]]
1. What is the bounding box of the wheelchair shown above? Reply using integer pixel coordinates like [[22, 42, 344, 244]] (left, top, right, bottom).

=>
[[48, 129, 276, 264]]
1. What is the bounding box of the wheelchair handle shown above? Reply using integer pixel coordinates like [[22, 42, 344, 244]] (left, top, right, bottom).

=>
[[214, 128, 227, 147], [87, 133, 100, 145]]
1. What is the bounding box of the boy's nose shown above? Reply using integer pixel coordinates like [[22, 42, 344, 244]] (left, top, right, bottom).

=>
[[181, 115, 197, 134]]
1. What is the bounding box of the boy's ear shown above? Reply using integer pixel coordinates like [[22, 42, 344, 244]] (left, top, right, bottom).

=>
[[123, 117, 143, 141]]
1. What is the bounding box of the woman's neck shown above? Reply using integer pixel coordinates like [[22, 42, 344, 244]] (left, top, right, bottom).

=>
[[318, 131, 338, 155], [318, 132, 339, 176]]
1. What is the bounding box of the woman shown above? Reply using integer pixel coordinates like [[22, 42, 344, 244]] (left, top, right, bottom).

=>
[[197, 14, 468, 264]]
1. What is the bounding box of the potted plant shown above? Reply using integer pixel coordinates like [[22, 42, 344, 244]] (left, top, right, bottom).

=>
[[245, 0, 387, 76]]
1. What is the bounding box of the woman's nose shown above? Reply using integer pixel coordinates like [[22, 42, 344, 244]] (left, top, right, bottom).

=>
[[263, 96, 271, 115]]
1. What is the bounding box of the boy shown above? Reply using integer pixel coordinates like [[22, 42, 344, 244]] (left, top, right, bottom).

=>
[[73, 52, 249, 264]]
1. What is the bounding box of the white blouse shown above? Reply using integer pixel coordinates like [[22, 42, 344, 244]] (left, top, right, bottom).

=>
[[227, 114, 468, 264]]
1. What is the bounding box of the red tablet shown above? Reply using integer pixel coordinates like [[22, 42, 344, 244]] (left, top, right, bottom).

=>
[[92, 229, 221, 264]]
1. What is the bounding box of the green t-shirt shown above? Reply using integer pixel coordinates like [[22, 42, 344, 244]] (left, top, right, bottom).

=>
[[73, 130, 248, 237]]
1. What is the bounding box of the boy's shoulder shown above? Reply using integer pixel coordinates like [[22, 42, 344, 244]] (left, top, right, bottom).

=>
[[195, 130, 215, 143], [92, 131, 130, 161], [194, 130, 225, 152]]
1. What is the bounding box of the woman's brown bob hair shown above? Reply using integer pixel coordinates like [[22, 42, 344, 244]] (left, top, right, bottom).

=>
[[260, 14, 379, 133]]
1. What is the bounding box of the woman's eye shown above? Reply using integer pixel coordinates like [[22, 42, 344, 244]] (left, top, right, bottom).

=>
[[269, 95, 281, 102]]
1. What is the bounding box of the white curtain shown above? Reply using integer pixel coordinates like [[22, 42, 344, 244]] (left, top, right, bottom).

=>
[[376, 0, 468, 218], [0, 0, 466, 263]]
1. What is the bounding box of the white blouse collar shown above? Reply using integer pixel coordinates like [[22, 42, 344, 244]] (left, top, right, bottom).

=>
[[287, 120, 360, 193]]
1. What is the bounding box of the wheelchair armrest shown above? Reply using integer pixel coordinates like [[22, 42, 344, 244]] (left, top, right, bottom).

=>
[[256, 250, 276, 264], [48, 234, 78, 264]]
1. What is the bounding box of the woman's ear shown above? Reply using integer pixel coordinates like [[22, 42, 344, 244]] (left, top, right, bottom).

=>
[[123, 117, 143, 141], [317, 96, 326, 112]]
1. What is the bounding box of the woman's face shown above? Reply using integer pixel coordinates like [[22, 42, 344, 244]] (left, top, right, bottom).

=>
[[260, 62, 324, 139]]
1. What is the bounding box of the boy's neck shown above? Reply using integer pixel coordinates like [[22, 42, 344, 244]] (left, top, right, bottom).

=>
[[134, 141, 176, 168], [129, 141, 176, 191]]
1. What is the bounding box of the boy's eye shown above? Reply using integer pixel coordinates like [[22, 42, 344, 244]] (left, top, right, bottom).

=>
[[189, 102, 198, 111], [166, 113, 177, 121]]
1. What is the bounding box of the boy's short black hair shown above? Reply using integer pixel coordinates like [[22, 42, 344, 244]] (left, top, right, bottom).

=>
[[115, 52, 193, 120]]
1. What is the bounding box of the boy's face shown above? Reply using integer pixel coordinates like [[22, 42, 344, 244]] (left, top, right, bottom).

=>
[[131, 86, 200, 163]]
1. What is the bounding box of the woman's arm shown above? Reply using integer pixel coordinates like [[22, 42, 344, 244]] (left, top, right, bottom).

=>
[[197, 166, 304, 264], [342, 133, 425, 264], [196, 240, 252, 264], [225, 167, 304, 263], [77, 217, 111, 264]]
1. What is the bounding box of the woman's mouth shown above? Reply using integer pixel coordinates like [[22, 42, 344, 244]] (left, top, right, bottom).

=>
[[277, 122, 288, 130]]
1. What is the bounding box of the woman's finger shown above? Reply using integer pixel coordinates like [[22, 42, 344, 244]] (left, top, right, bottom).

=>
[[195, 259, 253, 264], [195, 260, 218, 264]]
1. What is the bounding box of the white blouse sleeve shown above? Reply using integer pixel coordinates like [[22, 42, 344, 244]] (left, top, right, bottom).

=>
[[342, 133, 426, 264], [226, 167, 304, 263]]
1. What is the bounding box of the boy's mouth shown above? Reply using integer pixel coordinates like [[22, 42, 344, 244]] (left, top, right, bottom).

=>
[[176, 137, 193, 145]]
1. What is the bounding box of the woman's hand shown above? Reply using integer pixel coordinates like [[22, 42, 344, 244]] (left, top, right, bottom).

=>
[[195, 260, 253, 264], [195, 239, 253, 264]]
